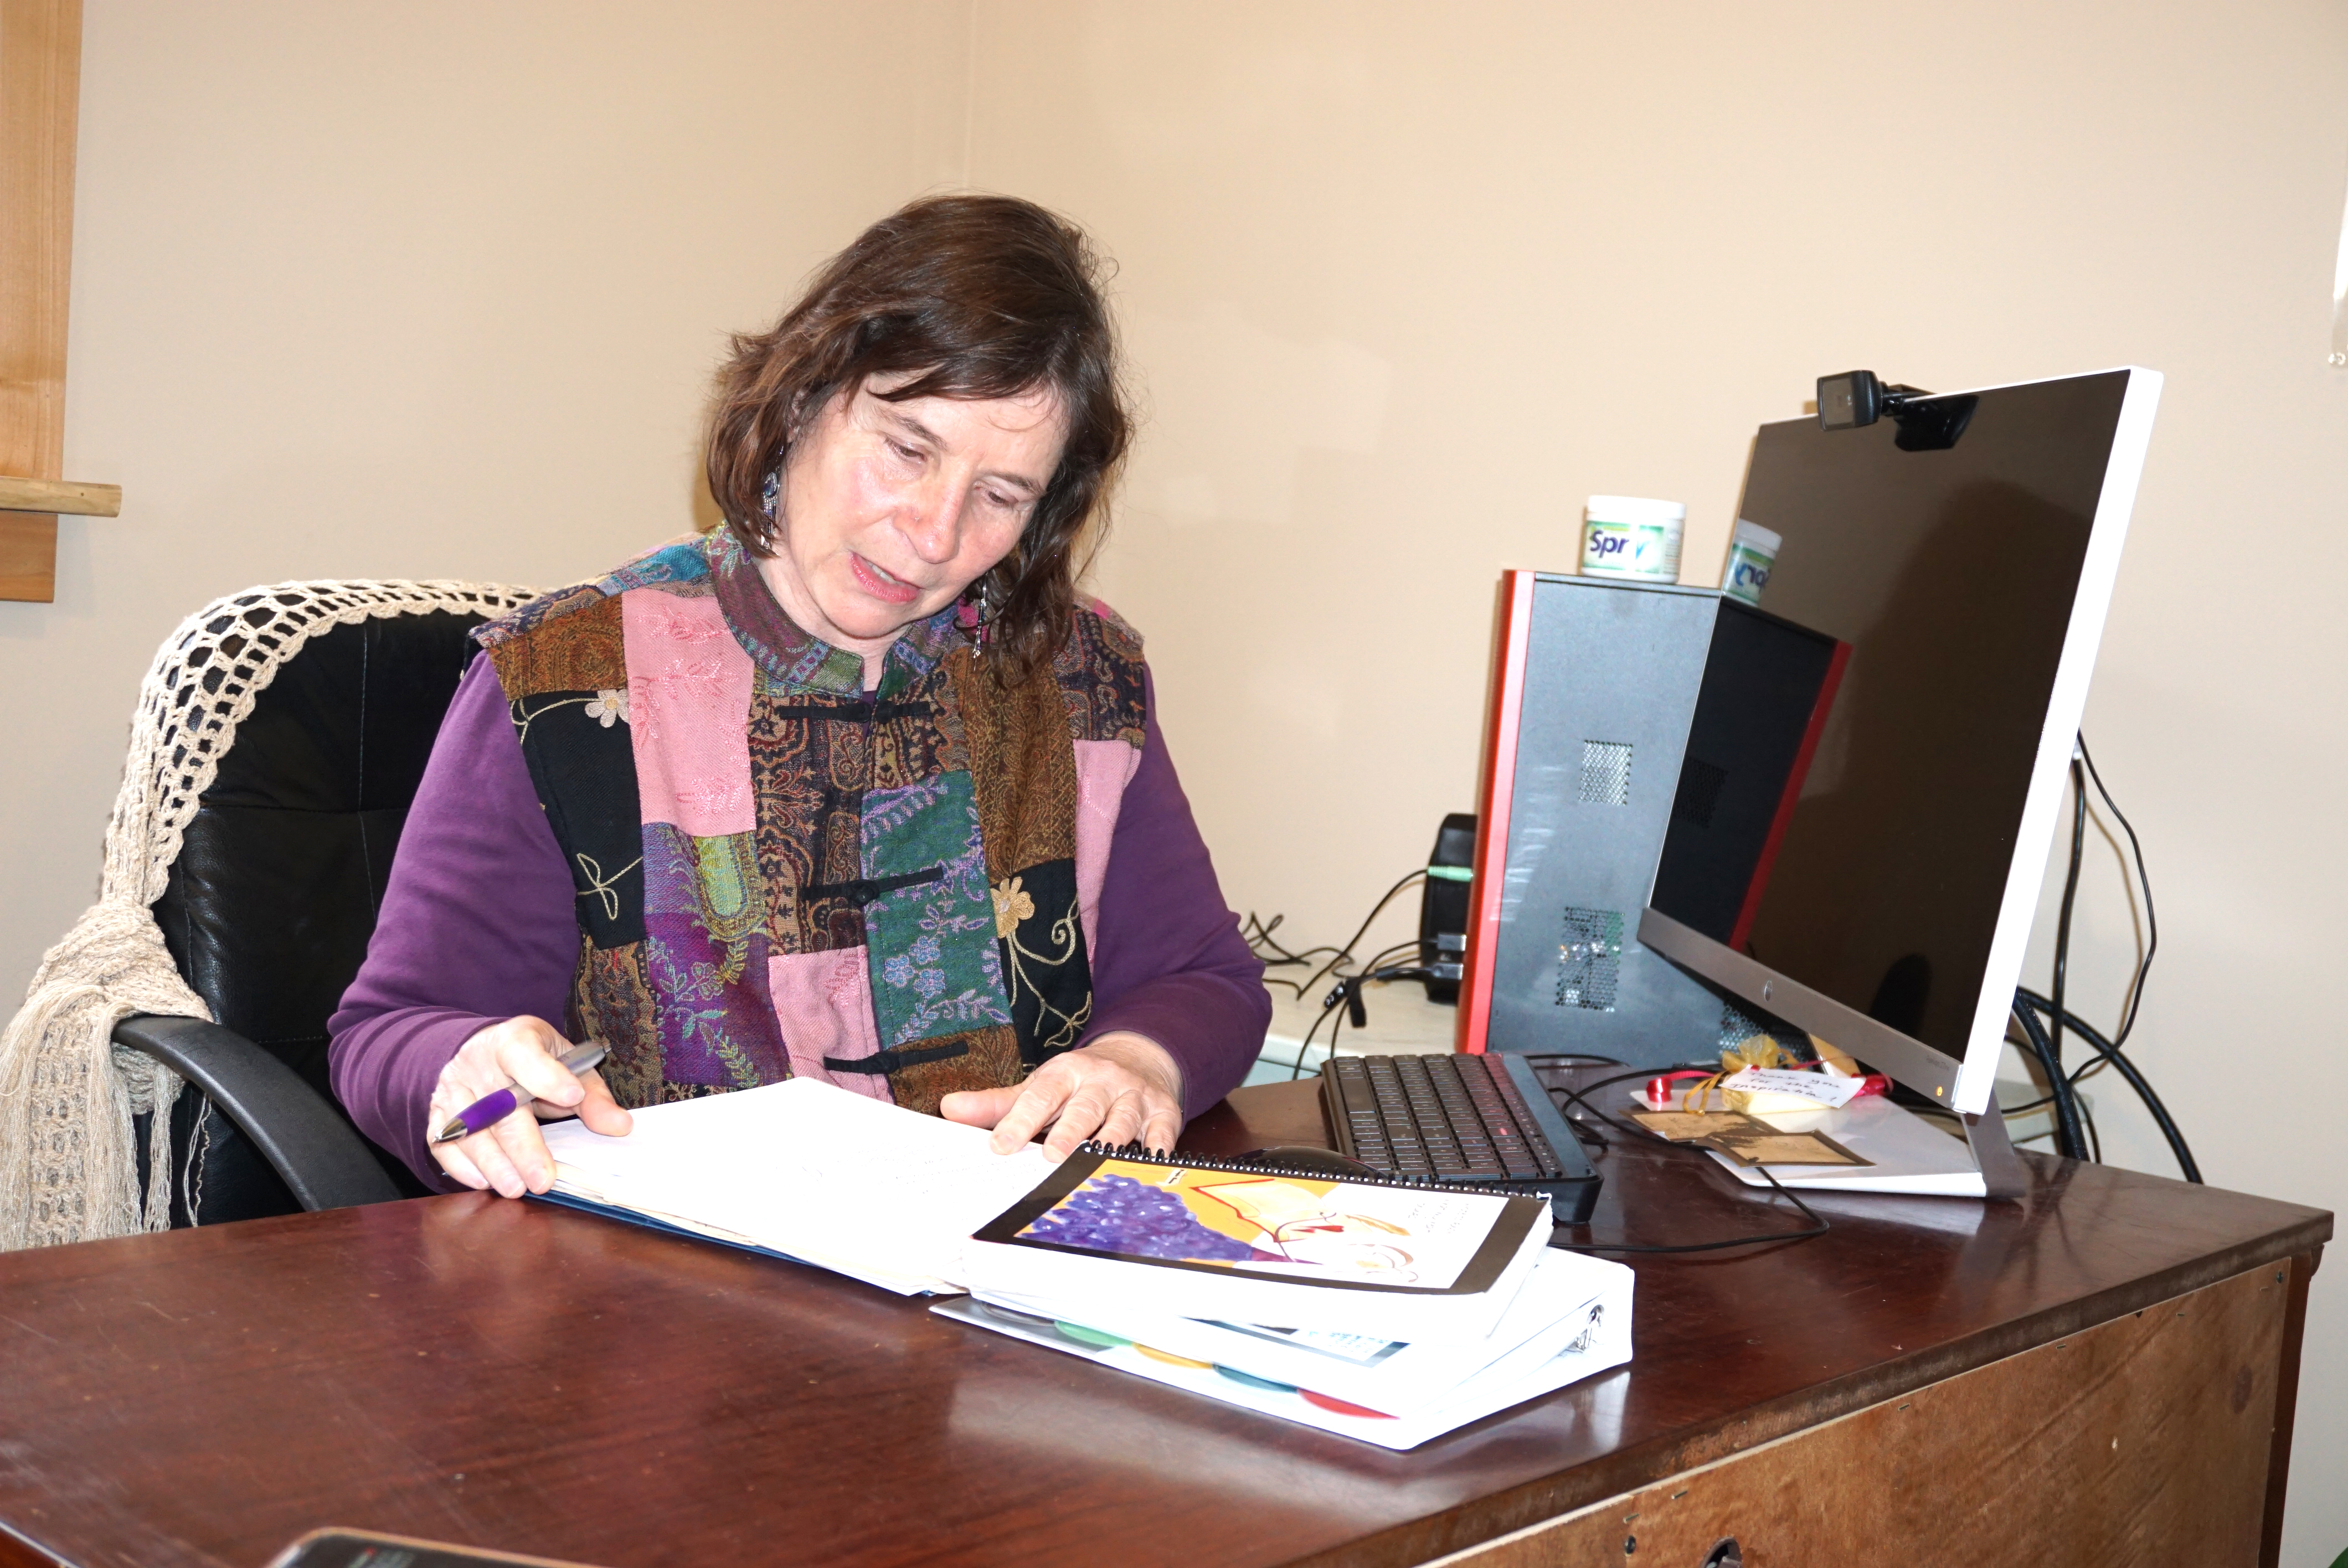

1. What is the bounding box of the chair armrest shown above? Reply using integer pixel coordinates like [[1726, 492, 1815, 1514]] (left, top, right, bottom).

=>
[[112, 1014, 403, 1211]]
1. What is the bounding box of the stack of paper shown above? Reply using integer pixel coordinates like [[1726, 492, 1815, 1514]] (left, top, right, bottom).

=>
[[535, 1080, 1634, 1448], [941, 1246, 1631, 1450], [946, 1147, 1634, 1448]]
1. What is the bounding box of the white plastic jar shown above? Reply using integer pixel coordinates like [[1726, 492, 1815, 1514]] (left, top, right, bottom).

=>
[[1580, 496, 1686, 584], [1720, 518, 1781, 605]]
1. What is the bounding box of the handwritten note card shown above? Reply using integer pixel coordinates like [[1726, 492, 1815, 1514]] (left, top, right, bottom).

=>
[[1718, 1067, 1862, 1108]]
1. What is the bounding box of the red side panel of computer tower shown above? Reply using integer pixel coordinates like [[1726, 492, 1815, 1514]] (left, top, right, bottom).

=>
[[1456, 570, 1536, 1054]]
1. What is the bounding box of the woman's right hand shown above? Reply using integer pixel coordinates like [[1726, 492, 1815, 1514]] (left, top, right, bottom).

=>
[[427, 1015, 634, 1197]]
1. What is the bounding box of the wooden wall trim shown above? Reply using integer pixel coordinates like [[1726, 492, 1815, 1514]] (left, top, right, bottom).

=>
[[0, 473, 114, 515], [0, 0, 83, 601]]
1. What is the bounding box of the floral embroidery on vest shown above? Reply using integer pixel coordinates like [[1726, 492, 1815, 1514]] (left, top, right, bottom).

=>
[[474, 532, 1148, 1117]]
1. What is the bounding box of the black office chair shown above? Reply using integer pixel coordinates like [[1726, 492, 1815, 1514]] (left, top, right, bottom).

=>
[[113, 584, 532, 1224]]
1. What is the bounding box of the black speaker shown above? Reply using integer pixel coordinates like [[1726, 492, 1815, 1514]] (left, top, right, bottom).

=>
[[1417, 813, 1476, 1003]]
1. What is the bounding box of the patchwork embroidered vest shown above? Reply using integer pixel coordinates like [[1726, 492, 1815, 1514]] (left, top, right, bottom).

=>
[[473, 532, 1148, 1116]]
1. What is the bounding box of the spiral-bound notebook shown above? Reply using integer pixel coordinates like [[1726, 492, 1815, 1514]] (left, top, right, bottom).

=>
[[965, 1146, 1554, 1342]]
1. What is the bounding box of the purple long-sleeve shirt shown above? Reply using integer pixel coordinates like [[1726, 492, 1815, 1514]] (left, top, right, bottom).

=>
[[329, 654, 1269, 1188]]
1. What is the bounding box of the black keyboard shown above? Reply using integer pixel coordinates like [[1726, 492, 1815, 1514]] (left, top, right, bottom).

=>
[[1319, 1053, 1602, 1224]]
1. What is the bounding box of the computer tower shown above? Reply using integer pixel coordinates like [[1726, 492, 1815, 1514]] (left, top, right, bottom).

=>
[[1458, 571, 1734, 1070]]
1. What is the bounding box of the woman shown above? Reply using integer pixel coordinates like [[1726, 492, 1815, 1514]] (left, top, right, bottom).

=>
[[329, 195, 1269, 1199]]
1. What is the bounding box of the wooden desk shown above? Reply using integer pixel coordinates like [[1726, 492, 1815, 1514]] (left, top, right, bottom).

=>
[[0, 1078, 2328, 1568]]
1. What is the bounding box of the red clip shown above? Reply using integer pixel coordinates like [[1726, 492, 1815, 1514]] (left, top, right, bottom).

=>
[[1639, 1070, 1716, 1111]]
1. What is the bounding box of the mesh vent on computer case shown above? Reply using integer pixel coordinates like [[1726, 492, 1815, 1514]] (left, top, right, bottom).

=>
[[1718, 999, 1817, 1059], [1577, 740, 1632, 806], [1556, 907, 1623, 1010], [1672, 758, 1727, 827]]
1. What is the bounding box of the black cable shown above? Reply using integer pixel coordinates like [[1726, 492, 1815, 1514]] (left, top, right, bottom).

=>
[[1289, 951, 1427, 1081], [1242, 913, 1347, 998], [2077, 735, 2158, 1049], [2004, 735, 2193, 1179], [2050, 754, 2087, 1087], [1239, 911, 1285, 955], [1533, 1064, 1831, 1255], [1518, 1053, 1622, 1153], [2010, 998, 2090, 1162], [1244, 919, 1345, 970], [1289, 961, 1420, 1081], [1296, 869, 1429, 1000], [1284, 986, 1347, 1081], [1990, 1030, 2109, 1116], [2015, 987, 2200, 1183], [1259, 860, 1441, 1079], [1349, 941, 1426, 981]]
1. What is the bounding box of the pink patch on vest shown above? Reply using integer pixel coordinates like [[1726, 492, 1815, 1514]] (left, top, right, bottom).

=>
[[623, 590, 755, 837], [1073, 738, 1142, 965], [767, 948, 894, 1103]]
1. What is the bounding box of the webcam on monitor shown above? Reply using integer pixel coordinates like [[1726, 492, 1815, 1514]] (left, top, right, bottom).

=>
[[1816, 369, 1978, 451]]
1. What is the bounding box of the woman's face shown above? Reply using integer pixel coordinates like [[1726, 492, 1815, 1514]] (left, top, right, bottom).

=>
[[758, 378, 1068, 661]]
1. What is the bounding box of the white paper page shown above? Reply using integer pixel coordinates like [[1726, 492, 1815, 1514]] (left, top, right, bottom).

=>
[[542, 1079, 1058, 1287], [549, 1181, 945, 1296]]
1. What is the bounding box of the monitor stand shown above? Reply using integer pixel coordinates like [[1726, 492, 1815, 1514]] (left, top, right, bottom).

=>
[[1959, 1099, 2028, 1199], [1703, 1094, 2027, 1200]]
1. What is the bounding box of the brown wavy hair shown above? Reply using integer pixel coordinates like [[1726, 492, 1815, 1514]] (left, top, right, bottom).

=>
[[704, 194, 1130, 685]]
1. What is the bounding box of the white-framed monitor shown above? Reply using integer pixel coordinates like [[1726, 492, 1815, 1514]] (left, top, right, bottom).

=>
[[1638, 368, 2162, 1131]]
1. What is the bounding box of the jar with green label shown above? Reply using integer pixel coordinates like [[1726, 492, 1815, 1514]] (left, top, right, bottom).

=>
[[1720, 518, 1780, 605], [1580, 496, 1685, 584]]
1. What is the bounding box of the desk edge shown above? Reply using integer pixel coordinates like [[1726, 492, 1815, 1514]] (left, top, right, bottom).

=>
[[1278, 1215, 2331, 1568]]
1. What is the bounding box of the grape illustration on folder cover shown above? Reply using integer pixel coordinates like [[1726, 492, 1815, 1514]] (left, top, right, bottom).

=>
[[1008, 1159, 1503, 1288]]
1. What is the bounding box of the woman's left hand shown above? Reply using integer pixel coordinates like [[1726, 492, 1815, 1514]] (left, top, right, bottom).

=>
[[940, 1032, 1184, 1159]]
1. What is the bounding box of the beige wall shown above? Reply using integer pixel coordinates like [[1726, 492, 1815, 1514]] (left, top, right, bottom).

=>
[[6, 3, 2344, 1559], [4, 0, 975, 1002], [976, 6, 2348, 1559]]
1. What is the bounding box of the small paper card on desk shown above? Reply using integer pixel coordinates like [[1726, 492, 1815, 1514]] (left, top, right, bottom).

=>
[[1709, 1129, 1870, 1168], [1717, 1066, 1863, 1108], [1628, 1109, 1779, 1143]]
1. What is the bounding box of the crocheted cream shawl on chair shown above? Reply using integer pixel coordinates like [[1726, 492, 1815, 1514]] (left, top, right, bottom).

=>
[[0, 580, 534, 1250]]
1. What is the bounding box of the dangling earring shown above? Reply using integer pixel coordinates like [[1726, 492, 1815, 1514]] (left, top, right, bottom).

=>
[[959, 572, 997, 648]]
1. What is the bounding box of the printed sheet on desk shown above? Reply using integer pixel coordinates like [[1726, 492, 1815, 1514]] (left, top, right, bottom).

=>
[[538, 1079, 1058, 1294]]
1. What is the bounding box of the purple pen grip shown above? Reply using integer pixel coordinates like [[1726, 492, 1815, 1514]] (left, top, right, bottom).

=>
[[451, 1087, 519, 1137]]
